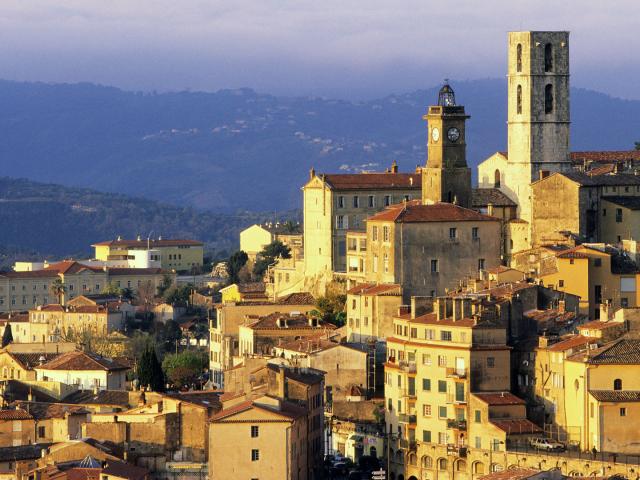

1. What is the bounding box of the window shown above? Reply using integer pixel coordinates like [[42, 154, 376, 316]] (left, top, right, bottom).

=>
[[430, 259, 439, 273], [251, 449, 260, 461], [38, 426, 45, 438], [338, 196, 345, 208], [251, 425, 259, 437], [422, 378, 431, 391], [544, 43, 553, 72], [516, 84, 522, 114], [472, 227, 479, 240], [487, 357, 495, 368], [614, 379, 622, 391], [373, 255, 378, 273], [423, 404, 432, 416], [423, 430, 432, 442], [594, 258, 602, 267], [544, 84, 553, 114], [620, 408, 627, 417], [336, 215, 345, 229], [622, 297, 629, 308], [475, 436, 482, 449], [368, 195, 375, 208], [516, 43, 522, 72], [422, 354, 432, 365], [478, 259, 485, 271], [449, 228, 457, 239], [384, 195, 392, 206], [372, 226, 378, 241], [383, 226, 390, 242], [438, 433, 448, 445], [438, 380, 447, 393], [475, 410, 481, 423], [438, 406, 447, 419], [438, 356, 447, 367], [559, 280, 564, 287], [353, 196, 359, 208], [383, 253, 389, 273], [440, 331, 452, 341], [602, 208, 607, 217], [616, 208, 623, 223]]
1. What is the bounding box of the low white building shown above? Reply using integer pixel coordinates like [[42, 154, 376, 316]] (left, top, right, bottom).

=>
[[34, 350, 129, 391]]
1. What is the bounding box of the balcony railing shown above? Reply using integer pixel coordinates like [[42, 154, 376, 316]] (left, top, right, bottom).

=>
[[401, 389, 417, 399], [446, 367, 467, 379], [399, 361, 417, 373], [446, 444, 468, 457], [398, 414, 417, 424], [446, 394, 467, 405], [446, 419, 467, 431]]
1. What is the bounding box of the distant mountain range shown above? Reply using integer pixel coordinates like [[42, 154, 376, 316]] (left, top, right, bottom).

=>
[[0, 177, 287, 265], [0, 79, 638, 213]]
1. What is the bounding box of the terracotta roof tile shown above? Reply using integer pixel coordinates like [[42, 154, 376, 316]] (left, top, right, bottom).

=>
[[347, 283, 402, 296], [546, 335, 595, 352], [590, 390, 640, 402], [320, 173, 421, 191], [36, 350, 129, 371], [472, 188, 517, 207], [490, 418, 542, 434], [571, 151, 640, 163], [0, 408, 33, 420], [92, 238, 203, 248], [473, 392, 526, 406], [13, 401, 88, 420], [367, 202, 500, 223], [275, 292, 316, 305]]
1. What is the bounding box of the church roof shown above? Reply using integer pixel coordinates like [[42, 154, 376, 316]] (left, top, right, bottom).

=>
[[472, 188, 517, 207], [367, 202, 500, 223]]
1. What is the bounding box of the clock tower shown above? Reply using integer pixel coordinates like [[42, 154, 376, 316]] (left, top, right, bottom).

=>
[[421, 83, 472, 208]]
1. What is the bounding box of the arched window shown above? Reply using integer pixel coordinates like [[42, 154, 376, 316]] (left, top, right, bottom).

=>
[[494, 169, 501, 188], [421, 456, 433, 469], [517, 85, 522, 114], [408, 453, 417, 466], [456, 460, 467, 471], [473, 462, 485, 475], [614, 379, 622, 391], [544, 43, 553, 72], [438, 458, 448, 471], [370, 446, 377, 458], [544, 84, 553, 114], [516, 43, 522, 72]]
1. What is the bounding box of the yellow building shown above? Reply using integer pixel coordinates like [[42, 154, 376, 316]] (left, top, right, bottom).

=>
[[219, 282, 268, 304], [539, 244, 639, 319], [209, 395, 309, 480], [302, 164, 421, 280], [600, 196, 640, 244], [561, 339, 640, 453], [345, 283, 402, 343], [93, 237, 204, 272], [364, 202, 502, 300], [384, 296, 516, 479], [240, 223, 303, 261]]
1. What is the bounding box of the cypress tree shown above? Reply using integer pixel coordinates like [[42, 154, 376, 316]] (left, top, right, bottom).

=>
[[1, 324, 13, 348]]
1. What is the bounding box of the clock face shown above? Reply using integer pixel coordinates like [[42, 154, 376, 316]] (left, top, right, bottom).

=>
[[431, 127, 440, 142], [447, 127, 460, 142]]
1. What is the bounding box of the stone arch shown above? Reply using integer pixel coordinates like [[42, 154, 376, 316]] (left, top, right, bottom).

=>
[[568, 471, 583, 477], [437, 458, 448, 471], [545, 84, 553, 114], [472, 461, 485, 475], [614, 378, 622, 390], [409, 477, 419, 480], [544, 43, 553, 72], [398, 475, 405, 480], [491, 463, 504, 473], [421, 455, 433, 469], [517, 85, 522, 114], [408, 452, 418, 466], [508, 465, 519, 470], [516, 43, 522, 72], [494, 169, 501, 188], [396, 450, 404, 464], [455, 459, 467, 471], [370, 446, 377, 458]]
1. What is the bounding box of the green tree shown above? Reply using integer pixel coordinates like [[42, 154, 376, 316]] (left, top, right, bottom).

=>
[[157, 274, 174, 296], [1, 324, 13, 348], [102, 281, 123, 296], [163, 284, 193, 306], [137, 344, 165, 392], [227, 250, 248, 284], [311, 287, 346, 327], [49, 279, 66, 305], [253, 240, 291, 277], [162, 350, 208, 389], [635, 141, 640, 151]]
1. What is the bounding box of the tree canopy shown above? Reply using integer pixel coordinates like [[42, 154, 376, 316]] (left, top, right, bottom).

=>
[[1, 324, 13, 348], [137, 344, 165, 392], [227, 250, 248, 284], [162, 350, 208, 389], [253, 240, 291, 277]]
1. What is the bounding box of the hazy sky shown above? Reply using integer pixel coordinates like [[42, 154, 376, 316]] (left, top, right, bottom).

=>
[[1, 1, 638, 100]]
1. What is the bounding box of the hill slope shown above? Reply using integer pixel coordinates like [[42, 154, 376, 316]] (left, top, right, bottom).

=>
[[0, 79, 637, 211], [0, 177, 280, 261]]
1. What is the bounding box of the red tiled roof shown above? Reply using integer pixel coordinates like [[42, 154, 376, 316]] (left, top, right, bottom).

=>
[[247, 312, 336, 331], [547, 335, 595, 352], [0, 408, 33, 420], [0, 270, 59, 279], [588, 164, 617, 176], [367, 202, 499, 223], [393, 312, 477, 328], [579, 320, 622, 330], [46, 261, 104, 275], [347, 283, 402, 296], [490, 418, 542, 434], [320, 173, 421, 191], [102, 461, 149, 480], [13, 401, 88, 420], [212, 398, 306, 421], [92, 238, 203, 247], [36, 350, 129, 371], [473, 392, 526, 406], [571, 151, 640, 163]]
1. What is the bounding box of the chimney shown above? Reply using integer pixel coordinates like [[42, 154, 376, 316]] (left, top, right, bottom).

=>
[[278, 366, 286, 399], [309, 167, 316, 180], [390, 160, 398, 174]]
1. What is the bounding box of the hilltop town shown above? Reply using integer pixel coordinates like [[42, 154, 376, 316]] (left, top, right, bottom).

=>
[[1, 30, 640, 480]]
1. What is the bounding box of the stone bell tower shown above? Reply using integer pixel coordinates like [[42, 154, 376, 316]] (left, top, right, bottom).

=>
[[422, 83, 472, 208], [505, 31, 571, 223]]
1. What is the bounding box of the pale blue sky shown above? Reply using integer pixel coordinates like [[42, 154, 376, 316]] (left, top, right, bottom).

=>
[[0, 1, 638, 99]]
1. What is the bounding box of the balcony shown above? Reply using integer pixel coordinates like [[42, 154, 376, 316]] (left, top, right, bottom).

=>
[[446, 419, 467, 431], [399, 361, 417, 374], [399, 438, 417, 450], [446, 394, 467, 405], [446, 444, 468, 457], [401, 389, 417, 399], [398, 414, 417, 425], [446, 367, 467, 379]]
